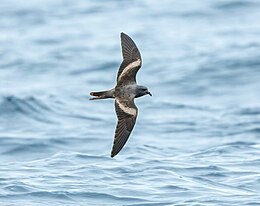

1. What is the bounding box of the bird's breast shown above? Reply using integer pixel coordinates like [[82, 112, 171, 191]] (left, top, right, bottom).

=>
[[115, 84, 137, 99]]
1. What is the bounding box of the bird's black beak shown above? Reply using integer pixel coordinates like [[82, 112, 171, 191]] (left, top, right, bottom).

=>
[[147, 92, 152, 96]]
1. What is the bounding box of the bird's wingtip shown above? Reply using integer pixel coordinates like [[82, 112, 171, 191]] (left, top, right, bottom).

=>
[[120, 32, 127, 37], [111, 149, 118, 158]]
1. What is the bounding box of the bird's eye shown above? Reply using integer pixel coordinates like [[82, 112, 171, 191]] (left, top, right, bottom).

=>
[[142, 88, 146, 91]]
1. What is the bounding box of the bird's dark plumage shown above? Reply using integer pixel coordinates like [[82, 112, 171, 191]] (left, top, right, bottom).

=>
[[90, 32, 151, 158], [111, 99, 138, 157], [117, 33, 142, 84]]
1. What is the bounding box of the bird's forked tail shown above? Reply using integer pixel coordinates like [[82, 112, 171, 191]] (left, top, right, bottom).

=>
[[89, 89, 115, 100]]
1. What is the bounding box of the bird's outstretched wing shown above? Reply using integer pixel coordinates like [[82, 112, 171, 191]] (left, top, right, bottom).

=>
[[111, 98, 138, 157], [117, 32, 142, 85]]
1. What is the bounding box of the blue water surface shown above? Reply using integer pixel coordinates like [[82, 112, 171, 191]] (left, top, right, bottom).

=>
[[0, 0, 260, 205]]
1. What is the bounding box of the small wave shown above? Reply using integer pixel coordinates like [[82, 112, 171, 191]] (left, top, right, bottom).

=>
[[0, 95, 55, 123], [214, 1, 258, 11], [67, 191, 146, 202], [187, 176, 256, 195], [148, 101, 213, 112], [0, 191, 74, 201], [234, 107, 260, 116], [76, 153, 109, 161], [70, 61, 118, 75], [126, 203, 173, 206], [2, 141, 51, 156], [29, 191, 73, 200], [191, 141, 256, 157], [3, 181, 37, 193]]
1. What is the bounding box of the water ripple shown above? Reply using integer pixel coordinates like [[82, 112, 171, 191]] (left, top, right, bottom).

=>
[[0, 0, 260, 205]]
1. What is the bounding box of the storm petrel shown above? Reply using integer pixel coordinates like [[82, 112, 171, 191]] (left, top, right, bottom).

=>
[[90, 32, 152, 158]]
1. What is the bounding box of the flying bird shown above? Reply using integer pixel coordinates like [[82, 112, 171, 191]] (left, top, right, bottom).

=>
[[90, 32, 152, 158]]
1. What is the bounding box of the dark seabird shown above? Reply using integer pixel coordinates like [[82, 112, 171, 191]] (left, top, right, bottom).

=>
[[90, 32, 152, 158]]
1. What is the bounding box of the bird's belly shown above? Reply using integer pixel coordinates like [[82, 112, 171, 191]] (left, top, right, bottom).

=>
[[115, 84, 136, 99]]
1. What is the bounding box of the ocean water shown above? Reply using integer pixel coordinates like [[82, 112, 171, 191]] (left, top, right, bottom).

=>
[[0, 0, 260, 205]]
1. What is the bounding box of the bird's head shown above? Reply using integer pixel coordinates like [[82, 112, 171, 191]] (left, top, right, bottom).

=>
[[135, 85, 152, 98]]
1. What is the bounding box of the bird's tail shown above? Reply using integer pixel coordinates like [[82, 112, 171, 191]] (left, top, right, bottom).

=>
[[89, 89, 115, 100]]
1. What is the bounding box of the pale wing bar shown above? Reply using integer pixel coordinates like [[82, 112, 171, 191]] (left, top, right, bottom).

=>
[[117, 33, 142, 83], [111, 99, 138, 157]]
